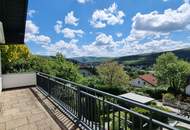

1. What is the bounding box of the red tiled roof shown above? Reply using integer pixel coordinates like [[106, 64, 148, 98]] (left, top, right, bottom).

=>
[[139, 74, 157, 86]]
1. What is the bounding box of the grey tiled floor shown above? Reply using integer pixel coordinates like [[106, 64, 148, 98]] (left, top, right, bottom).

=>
[[0, 88, 61, 130]]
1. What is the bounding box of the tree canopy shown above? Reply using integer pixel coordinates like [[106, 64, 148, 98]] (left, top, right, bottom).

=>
[[154, 52, 190, 94], [0, 45, 30, 73], [97, 62, 129, 88]]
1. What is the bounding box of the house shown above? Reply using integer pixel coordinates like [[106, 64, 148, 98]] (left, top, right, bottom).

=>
[[130, 74, 157, 87], [186, 77, 190, 96], [79, 64, 94, 77]]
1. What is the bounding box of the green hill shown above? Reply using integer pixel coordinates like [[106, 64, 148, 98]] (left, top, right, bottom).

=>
[[71, 56, 113, 63], [114, 48, 190, 66], [70, 48, 190, 66]]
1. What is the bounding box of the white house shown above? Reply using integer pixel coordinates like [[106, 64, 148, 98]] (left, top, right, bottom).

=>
[[80, 69, 93, 77], [130, 74, 157, 87], [186, 85, 190, 96]]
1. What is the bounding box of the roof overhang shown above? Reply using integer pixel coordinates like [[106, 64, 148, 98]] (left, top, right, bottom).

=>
[[0, 0, 28, 44]]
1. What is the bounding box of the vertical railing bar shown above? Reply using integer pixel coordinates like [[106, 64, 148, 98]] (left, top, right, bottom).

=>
[[107, 104, 110, 130], [103, 96, 105, 130], [140, 116, 143, 130], [125, 111, 127, 130], [149, 110, 153, 130], [132, 114, 135, 130], [118, 110, 121, 130], [77, 86, 81, 126], [112, 106, 115, 130], [94, 93, 97, 130], [90, 96, 93, 129], [98, 98, 101, 130], [87, 90, 90, 126]]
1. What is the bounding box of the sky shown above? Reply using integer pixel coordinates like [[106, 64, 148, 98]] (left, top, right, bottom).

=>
[[25, 0, 190, 58]]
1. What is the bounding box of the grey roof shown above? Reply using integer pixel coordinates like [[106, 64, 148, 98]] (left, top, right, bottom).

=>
[[0, 0, 28, 44], [120, 92, 155, 104]]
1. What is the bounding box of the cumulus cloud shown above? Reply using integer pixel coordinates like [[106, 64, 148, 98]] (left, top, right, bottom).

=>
[[54, 20, 63, 34], [128, 2, 190, 42], [90, 3, 125, 28], [162, 0, 169, 2], [62, 28, 84, 39], [119, 39, 190, 56], [25, 20, 51, 45], [27, 10, 36, 17], [77, 0, 91, 4], [116, 32, 123, 38], [65, 11, 79, 26], [25, 20, 39, 34], [54, 21, 84, 39], [42, 39, 81, 57]]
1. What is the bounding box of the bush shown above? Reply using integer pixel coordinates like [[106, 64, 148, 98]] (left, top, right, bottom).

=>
[[162, 93, 176, 103], [140, 87, 167, 99], [131, 106, 169, 129]]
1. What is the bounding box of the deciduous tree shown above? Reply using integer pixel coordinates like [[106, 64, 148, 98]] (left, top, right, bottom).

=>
[[97, 62, 129, 88]]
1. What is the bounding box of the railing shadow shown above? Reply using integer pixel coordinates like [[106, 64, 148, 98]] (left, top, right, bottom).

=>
[[30, 87, 80, 130]]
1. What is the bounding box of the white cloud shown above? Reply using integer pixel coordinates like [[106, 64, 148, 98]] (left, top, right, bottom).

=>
[[77, 0, 91, 4], [25, 20, 39, 34], [25, 20, 51, 45], [162, 0, 169, 2], [128, 2, 190, 42], [54, 21, 84, 39], [42, 39, 81, 57], [27, 10, 36, 17], [62, 28, 84, 39], [116, 32, 122, 38], [65, 11, 79, 26], [90, 3, 125, 28], [93, 33, 114, 46], [119, 39, 190, 56], [54, 20, 63, 33]]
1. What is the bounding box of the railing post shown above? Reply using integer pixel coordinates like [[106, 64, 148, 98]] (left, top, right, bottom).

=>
[[149, 110, 153, 130], [77, 86, 81, 126]]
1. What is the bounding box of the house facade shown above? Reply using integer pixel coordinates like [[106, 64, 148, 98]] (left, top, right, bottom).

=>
[[186, 85, 190, 96], [130, 74, 157, 87]]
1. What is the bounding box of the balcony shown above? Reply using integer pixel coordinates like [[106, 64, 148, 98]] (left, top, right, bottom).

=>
[[0, 72, 190, 130]]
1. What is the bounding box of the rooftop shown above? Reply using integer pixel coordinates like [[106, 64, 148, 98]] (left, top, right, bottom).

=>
[[120, 92, 155, 104], [139, 74, 158, 86]]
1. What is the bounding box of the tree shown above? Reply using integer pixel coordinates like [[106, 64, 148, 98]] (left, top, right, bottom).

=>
[[154, 52, 190, 94], [54, 53, 83, 82], [0, 45, 30, 73], [97, 62, 129, 88]]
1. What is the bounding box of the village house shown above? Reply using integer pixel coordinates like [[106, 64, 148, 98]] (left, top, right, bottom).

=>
[[130, 74, 157, 87], [185, 77, 190, 96]]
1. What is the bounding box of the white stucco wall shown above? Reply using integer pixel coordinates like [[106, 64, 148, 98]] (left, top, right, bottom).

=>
[[2, 73, 36, 89], [80, 69, 92, 77], [130, 78, 147, 87], [186, 85, 190, 96]]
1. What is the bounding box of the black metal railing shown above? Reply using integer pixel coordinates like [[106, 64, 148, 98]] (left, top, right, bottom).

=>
[[36, 72, 190, 130]]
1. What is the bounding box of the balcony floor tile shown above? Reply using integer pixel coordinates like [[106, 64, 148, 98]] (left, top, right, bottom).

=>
[[0, 88, 62, 130]]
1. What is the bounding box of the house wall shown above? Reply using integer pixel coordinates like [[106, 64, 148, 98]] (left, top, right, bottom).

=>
[[130, 78, 147, 87], [186, 85, 190, 96], [2, 72, 36, 89], [80, 69, 92, 77]]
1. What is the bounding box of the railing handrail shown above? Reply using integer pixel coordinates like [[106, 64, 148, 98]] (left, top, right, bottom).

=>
[[36, 72, 190, 125]]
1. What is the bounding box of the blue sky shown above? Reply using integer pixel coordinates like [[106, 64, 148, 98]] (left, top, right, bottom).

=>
[[25, 0, 190, 57]]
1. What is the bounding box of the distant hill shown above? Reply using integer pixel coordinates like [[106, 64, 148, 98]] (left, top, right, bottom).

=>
[[69, 48, 190, 66], [114, 48, 190, 66], [71, 56, 113, 63]]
